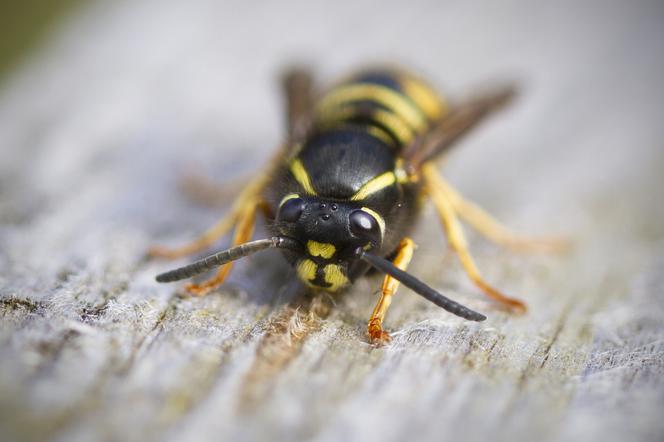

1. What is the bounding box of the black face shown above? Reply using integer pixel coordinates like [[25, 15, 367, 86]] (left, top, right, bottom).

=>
[[272, 194, 384, 291]]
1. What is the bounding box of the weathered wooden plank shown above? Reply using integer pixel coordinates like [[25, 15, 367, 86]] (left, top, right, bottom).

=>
[[1, 1, 663, 442]]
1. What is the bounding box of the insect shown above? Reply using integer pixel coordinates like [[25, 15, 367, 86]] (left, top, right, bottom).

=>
[[151, 67, 562, 343]]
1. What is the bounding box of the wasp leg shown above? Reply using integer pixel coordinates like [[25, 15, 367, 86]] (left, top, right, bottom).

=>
[[422, 163, 526, 312], [148, 174, 270, 260], [282, 66, 315, 143], [368, 237, 415, 344], [148, 213, 238, 260], [149, 68, 312, 260], [179, 172, 252, 209], [434, 174, 569, 253], [184, 196, 260, 296]]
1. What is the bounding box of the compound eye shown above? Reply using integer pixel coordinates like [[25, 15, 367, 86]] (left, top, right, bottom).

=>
[[349, 209, 382, 243], [277, 197, 305, 223]]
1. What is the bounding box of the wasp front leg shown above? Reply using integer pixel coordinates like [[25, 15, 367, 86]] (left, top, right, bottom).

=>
[[422, 163, 527, 312], [368, 237, 415, 344]]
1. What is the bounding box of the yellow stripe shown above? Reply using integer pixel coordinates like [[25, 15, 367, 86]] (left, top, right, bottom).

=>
[[399, 75, 447, 121], [315, 105, 414, 145], [370, 108, 416, 145], [318, 84, 427, 132], [314, 106, 396, 146], [351, 171, 396, 201], [314, 105, 355, 129], [366, 126, 396, 146], [360, 207, 386, 238], [307, 240, 336, 259], [323, 264, 349, 292], [289, 158, 316, 195]]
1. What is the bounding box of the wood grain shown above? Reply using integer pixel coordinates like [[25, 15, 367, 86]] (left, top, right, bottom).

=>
[[1, 1, 663, 441]]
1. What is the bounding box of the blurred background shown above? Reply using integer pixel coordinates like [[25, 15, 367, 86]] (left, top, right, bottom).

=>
[[0, 1, 80, 82], [2, 0, 662, 245], [1, 1, 663, 442]]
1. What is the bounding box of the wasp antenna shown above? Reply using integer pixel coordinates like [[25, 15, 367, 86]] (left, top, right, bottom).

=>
[[359, 250, 487, 322], [156, 237, 301, 283]]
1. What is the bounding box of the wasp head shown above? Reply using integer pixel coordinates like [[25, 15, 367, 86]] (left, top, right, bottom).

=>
[[271, 193, 384, 291]]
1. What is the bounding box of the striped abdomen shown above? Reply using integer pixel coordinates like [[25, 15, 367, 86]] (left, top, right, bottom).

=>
[[312, 69, 448, 149]]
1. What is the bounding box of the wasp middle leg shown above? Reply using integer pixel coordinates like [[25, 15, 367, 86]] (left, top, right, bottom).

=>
[[422, 163, 527, 312], [368, 237, 415, 344]]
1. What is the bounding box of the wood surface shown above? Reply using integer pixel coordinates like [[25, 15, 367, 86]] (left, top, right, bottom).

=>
[[1, 1, 663, 441]]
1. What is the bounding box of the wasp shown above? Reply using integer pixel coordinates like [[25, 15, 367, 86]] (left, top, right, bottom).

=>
[[151, 67, 563, 343]]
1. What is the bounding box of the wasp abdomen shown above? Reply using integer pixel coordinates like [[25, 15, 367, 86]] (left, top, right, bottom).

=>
[[314, 69, 447, 149]]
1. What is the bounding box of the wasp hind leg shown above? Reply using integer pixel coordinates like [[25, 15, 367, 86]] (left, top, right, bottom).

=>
[[183, 195, 263, 296], [434, 173, 569, 253], [422, 163, 527, 312], [148, 211, 239, 260], [368, 238, 415, 344], [148, 68, 314, 295], [177, 172, 253, 209], [148, 67, 313, 261], [148, 173, 270, 260]]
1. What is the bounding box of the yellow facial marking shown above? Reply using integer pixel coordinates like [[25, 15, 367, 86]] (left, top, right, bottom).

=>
[[399, 76, 448, 121], [290, 158, 316, 195], [278, 193, 300, 207], [360, 207, 386, 238], [351, 171, 396, 201], [318, 84, 427, 132], [296, 259, 317, 284], [323, 264, 349, 292], [307, 240, 336, 259]]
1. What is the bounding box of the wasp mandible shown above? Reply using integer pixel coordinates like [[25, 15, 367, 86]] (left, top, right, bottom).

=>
[[151, 67, 563, 343]]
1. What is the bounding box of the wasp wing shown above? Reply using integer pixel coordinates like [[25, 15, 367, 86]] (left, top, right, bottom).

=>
[[404, 84, 518, 169]]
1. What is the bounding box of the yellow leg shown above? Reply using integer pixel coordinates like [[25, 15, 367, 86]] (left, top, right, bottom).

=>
[[179, 172, 251, 208], [148, 213, 239, 260], [435, 174, 569, 253], [368, 238, 415, 344], [148, 173, 270, 260], [422, 163, 526, 312], [184, 197, 259, 296]]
